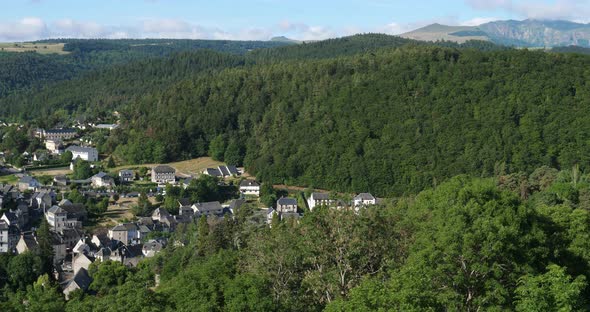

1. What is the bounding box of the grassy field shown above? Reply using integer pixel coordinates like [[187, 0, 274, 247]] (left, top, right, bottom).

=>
[[0, 174, 18, 185], [30, 167, 72, 176], [0, 42, 68, 55], [113, 157, 226, 177]]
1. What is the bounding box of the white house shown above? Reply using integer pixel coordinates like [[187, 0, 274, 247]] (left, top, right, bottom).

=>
[[151, 165, 176, 184], [239, 180, 260, 196], [307, 192, 333, 210], [353, 193, 376, 211], [67, 145, 98, 162], [276, 197, 298, 213], [0, 221, 12, 253], [45, 140, 64, 155], [91, 172, 115, 188], [119, 169, 134, 182]]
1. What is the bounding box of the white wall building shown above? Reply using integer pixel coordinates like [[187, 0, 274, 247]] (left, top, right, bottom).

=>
[[67, 145, 98, 162]]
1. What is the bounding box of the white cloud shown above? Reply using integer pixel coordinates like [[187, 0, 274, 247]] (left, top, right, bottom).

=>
[[461, 17, 500, 26], [466, 0, 590, 21], [0, 17, 47, 41]]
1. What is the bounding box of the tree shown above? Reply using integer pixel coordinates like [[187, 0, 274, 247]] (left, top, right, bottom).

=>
[[23, 274, 65, 312], [36, 218, 55, 273], [224, 139, 242, 166], [515, 264, 586, 311], [196, 216, 210, 256], [88, 261, 130, 295], [106, 156, 116, 168], [60, 150, 73, 164], [73, 160, 93, 180], [132, 192, 152, 216], [208, 134, 225, 161], [7, 252, 44, 290]]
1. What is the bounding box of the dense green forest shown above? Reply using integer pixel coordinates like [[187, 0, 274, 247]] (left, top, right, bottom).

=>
[[2, 35, 590, 196], [2, 169, 590, 311], [0, 39, 290, 99]]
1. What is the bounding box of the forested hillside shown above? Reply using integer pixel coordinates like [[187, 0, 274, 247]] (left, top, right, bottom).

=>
[[2, 37, 590, 196], [0, 39, 290, 99], [113, 46, 590, 196]]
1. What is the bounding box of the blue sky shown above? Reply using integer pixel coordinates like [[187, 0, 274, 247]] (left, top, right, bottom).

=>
[[0, 0, 589, 41]]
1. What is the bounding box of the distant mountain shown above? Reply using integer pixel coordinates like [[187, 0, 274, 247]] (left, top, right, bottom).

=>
[[401, 23, 489, 43], [270, 36, 301, 44], [402, 19, 590, 47]]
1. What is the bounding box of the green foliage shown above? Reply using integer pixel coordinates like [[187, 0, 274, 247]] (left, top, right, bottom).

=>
[[88, 261, 131, 295], [515, 264, 586, 311], [72, 160, 93, 180]]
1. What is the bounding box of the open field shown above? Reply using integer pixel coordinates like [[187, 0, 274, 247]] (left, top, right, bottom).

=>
[[113, 157, 226, 177], [0, 174, 18, 185], [99, 196, 160, 227], [0, 42, 68, 54], [29, 167, 72, 176]]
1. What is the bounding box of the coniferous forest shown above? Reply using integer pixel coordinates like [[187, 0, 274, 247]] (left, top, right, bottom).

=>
[[2, 35, 590, 310]]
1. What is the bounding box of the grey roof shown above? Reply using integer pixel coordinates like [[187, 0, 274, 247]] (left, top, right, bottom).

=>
[[59, 199, 73, 206], [194, 201, 223, 213], [19, 176, 38, 184], [152, 208, 171, 218], [66, 145, 97, 153], [153, 165, 175, 174], [229, 199, 246, 211], [277, 197, 297, 206], [354, 193, 375, 201], [311, 192, 330, 200], [204, 168, 222, 177], [93, 172, 109, 179], [240, 179, 259, 187], [143, 240, 164, 252], [61, 203, 87, 215], [267, 207, 275, 215], [178, 198, 191, 207], [227, 165, 239, 175], [111, 224, 128, 231], [119, 169, 134, 175], [45, 128, 76, 134], [3, 211, 18, 222], [218, 166, 230, 176], [47, 205, 66, 214]]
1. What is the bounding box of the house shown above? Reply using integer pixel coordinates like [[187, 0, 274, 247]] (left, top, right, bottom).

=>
[[227, 165, 239, 176], [31, 191, 53, 210], [178, 198, 194, 219], [73, 252, 94, 274], [66, 145, 98, 162], [53, 175, 68, 186], [63, 268, 93, 300], [239, 180, 260, 196], [16, 232, 39, 254], [60, 203, 88, 222], [72, 239, 91, 255], [0, 221, 17, 253], [276, 197, 298, 213], [142, 239, 165, 258], [91, 172, 115, 188], [353, 193, 376, 210], [18, 176, 40, 191], [192, 201, 225, 217], [1, 210, 25, 229], [307, 192, 336, 211], [151, 165, 176, 184], [36, 128, 77, 141], [119, 169, 134, 182], [46, 206, 67, 229], [151, 208, 171, 223], [45, 140, 64, 155], [51, 232, 67, 265], [203, 168, 222, 177], [108, 223, 139, 245], [94, 124, 119, 131], [229, 199, 246, 214]]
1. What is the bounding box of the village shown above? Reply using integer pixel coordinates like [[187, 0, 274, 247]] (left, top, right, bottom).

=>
[[0, 124, 381, 300]]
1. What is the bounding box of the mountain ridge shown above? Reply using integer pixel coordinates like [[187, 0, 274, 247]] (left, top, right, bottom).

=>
[[402, 19, 590, 47]]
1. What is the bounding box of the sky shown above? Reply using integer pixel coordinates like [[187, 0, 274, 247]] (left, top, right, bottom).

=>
[[0, 0, 589, 42]]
